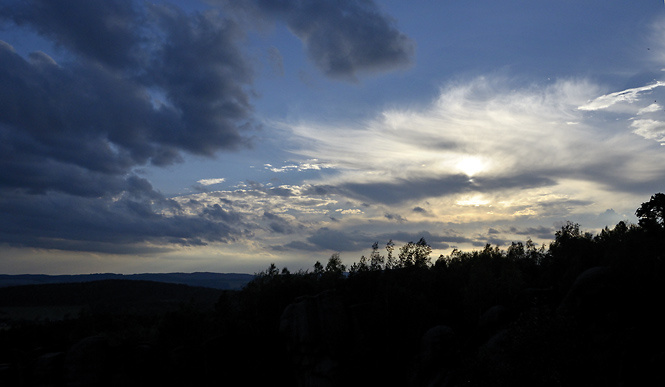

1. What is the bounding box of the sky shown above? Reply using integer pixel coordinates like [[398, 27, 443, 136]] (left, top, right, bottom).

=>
[[2, 0, 665, 275]]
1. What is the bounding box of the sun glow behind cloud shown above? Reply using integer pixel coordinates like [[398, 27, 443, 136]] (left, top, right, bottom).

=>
[[279, 76, 665, 226], [454, 155, 488, 177]]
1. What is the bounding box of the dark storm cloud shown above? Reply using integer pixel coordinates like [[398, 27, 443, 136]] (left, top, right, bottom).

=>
[[0, 3, 254, 185], [221, 0, 414, 80], [0, 1, 257, 252], [1, 0, 142, 68], [144, 4, 253, 155]]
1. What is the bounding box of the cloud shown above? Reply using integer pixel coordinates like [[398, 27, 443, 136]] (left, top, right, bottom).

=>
[[305, 227, 373, 251], [0, 4, 255, 190], [384, 212, 407, 223], [284, 77, 665, 216], [145, 4, 254, 154], [220, 0, 414, 81], [576, 77, 665, 145], [197, 178, 226, 186], [578, 81, 665, 111], [631, 119, 665, 144], [262, 211, 295, 234], [0, 191, 248, 253], [637, 103, 661, 115], [1, 0, 142, 68], [278, 240, 322, 252], [0, 1, 260, 252], [264, 160, 335, 173], [509, 226, 556, 240], [330, 174, 556, 205]]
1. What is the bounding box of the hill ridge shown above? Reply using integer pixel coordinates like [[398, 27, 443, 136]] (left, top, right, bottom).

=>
[[0, 272, 254, 290]]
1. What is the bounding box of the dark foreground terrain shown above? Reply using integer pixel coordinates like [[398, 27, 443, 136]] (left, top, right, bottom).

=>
[[1, 194, 665, 386]]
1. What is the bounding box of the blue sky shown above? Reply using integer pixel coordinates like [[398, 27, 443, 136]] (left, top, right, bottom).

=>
[[2, 0, 665, 274]]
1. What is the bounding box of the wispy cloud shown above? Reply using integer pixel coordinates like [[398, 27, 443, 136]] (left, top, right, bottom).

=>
[[578, 81, 665, 111], [578, 80, 665, 145]]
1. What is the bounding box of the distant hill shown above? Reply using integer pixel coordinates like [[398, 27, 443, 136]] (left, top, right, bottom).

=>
[[0, 279, 228, 321], [0, 272, 254, 290]]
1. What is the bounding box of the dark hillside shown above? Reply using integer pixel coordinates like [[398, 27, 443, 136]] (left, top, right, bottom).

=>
[[0, 272, 254, 290], [0, 279, 224, 314]]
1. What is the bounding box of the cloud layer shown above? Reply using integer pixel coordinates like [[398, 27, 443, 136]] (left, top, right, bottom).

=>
[[286, 77, 665, 201], [239, 76, 665, 253], [0, 0, 413, 254]]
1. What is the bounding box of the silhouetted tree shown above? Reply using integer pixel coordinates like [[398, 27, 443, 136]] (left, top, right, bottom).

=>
[[507, 241, 526, 260], [369, 241, 384, 271], [349, 255, 370, 275], [525, 238, 546, 264], [636, 192, 665, 231], [543, 221, 598, 291], [264, 263, 280, 277], [313, 261, 324, 277], [325, 253, 345, 274], [385, 239, 396, 269], [397, 237, 432, 268]]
